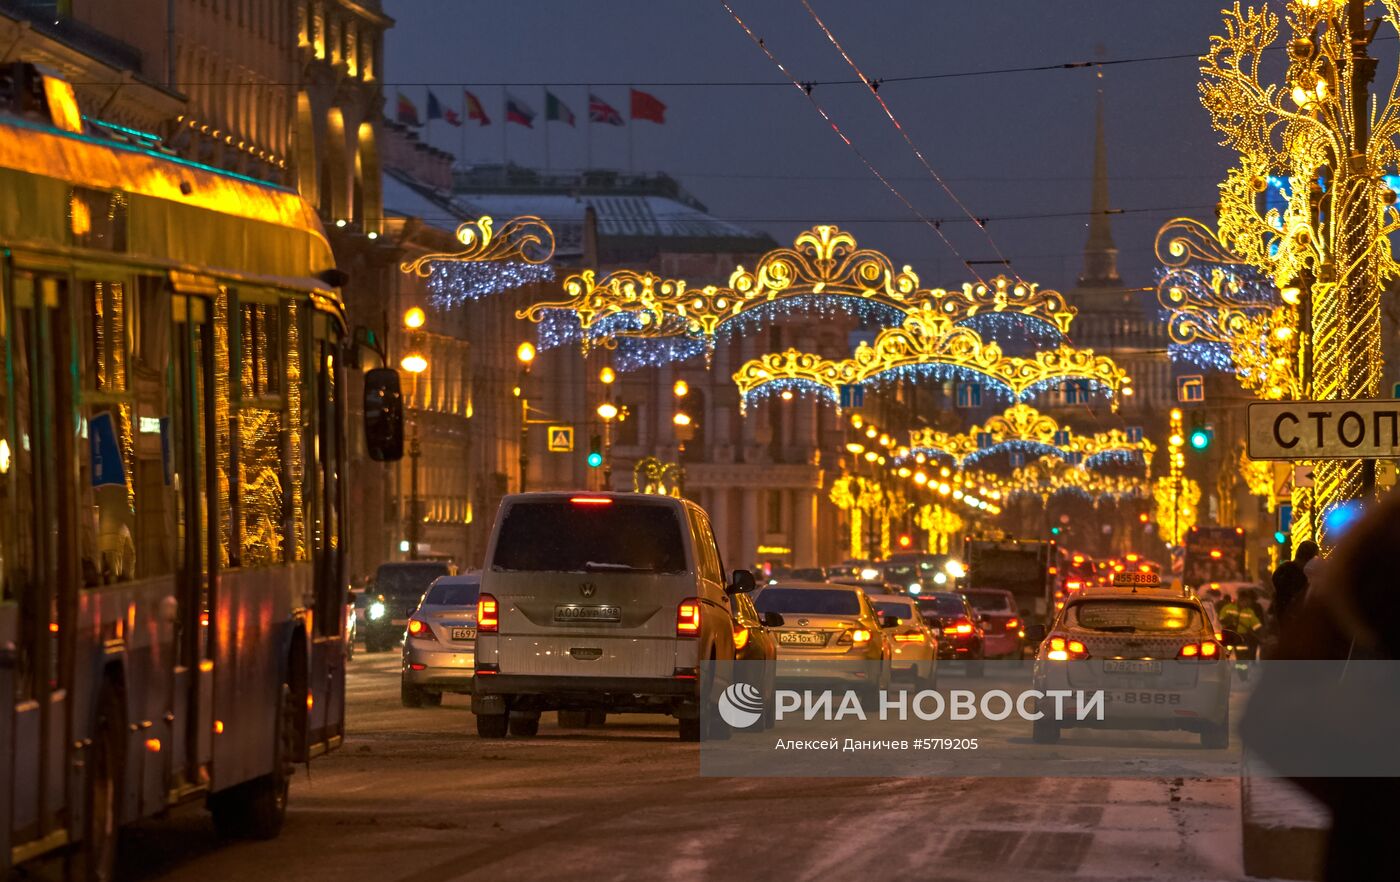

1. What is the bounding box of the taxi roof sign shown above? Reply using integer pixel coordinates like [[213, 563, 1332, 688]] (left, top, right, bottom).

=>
[[1111, 571, 1162, 588]]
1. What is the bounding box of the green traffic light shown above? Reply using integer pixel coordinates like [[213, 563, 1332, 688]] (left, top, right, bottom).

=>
[[1050, 526, 1061, 535], [1189, 429, 1210, 450], [586, 451, 603, 468], [1273, 530, 1287, 543]]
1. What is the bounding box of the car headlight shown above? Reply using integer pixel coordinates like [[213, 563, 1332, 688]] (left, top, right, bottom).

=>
[[945, 560, 966, 578], [368, 601, 386, 620]]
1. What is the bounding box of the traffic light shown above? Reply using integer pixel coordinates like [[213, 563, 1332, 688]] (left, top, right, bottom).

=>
[[1188, 427, 1212, 450], [898, 534, 912, 549], [1050, 526, 1061, 536], [586, 434, 603, 469]]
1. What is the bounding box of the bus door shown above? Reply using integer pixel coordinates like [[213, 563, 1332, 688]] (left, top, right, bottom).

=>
[[169, 285, 217, 790], [307, 314, 346, 752], [5, 271, 74, 857]]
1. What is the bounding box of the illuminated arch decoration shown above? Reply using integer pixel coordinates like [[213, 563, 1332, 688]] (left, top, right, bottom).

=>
[[904, 404, 1154, 472], [1005, 456, 1152, 505], [734, 311, 1130, 413], [1155, 217, 1298, 399], [830, 475, 903, 560], [399, 215, 557, 308], [917, 504, 964, 555], [517, 224, 1076, 356], [633, 456, 681, 497]]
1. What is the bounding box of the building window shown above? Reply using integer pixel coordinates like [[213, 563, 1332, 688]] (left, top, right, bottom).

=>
[[766, 490, 783, 534], [955, 382, 981, 408]]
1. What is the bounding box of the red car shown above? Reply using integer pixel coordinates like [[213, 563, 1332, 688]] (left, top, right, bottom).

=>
[[961, 588, 1024, 659]]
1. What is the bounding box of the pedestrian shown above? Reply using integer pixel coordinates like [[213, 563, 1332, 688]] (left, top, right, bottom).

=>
[[1244, 494, 1400, 882], [1270, 540, 1318, 625]]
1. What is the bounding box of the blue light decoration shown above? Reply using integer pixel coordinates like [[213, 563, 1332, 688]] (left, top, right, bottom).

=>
[[862, 363, 1014, 402], [1017, 376, 1114, 403], [962, 439, 1065, 467], [427, 260, 556, 310], [740, 378, 839, 409], [956, 312, 1067, 356], [1321, 499, 1367, 541], [1083, 449, 1146, 470], [611, 336, 709, 372], [713, 295, 908, 344], [1156, 263, 1279, 377]]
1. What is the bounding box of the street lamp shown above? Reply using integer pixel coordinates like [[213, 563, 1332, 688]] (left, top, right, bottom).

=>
[[673, 411, 693, 495], [516, 342, 535, 492], [597, 365, 617, 488], [403, 306, 426, 330], [400, 351, 428, 560]]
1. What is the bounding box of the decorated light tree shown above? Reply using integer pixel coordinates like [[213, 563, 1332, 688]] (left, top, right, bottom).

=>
[[1199, 0, 1400, 544]]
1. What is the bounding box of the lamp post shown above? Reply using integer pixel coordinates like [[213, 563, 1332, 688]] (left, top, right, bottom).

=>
[[672, 378, 691, 497], [516, 342, 535, 492], [400, 350, 428, 560], [1168, 407, 1185, 551]]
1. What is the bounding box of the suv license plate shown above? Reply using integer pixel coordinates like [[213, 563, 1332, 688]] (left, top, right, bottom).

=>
[[779, 631, 826, 646], [1103, 659, 1162, 674], [451, 627, 477, 641], [553, 604, 622, 623]]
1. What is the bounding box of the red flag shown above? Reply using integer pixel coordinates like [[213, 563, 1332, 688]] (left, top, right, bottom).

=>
[[630, 88, 666, 124], [395, 92, 421, 127], [464, 90, 490, 126]]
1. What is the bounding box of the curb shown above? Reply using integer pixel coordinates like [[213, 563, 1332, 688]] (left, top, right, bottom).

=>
[[1240, 771, 1329, 881]]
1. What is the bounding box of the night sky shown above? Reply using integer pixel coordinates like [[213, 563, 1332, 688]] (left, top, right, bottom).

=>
[[383, 1, 1262, 292]]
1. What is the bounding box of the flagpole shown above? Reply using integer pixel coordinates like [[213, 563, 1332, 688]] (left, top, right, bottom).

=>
[[628, 86, 635, 173], [586, 86, 593, 171], [544, 88, 551, 172], [424, 87, 432, 149], [501, 89, 508, 165], [459, 89, 467, 166]]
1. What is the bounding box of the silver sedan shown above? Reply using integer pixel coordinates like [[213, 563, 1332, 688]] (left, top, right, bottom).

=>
[[401, 574, 480, 707]]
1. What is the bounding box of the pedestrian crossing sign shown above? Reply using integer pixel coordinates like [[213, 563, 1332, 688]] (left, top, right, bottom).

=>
[[547, 425, 574, 453]]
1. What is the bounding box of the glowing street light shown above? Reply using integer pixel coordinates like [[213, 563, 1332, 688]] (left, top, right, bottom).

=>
[[516, 341, 536, 365], [597, 402, 619, 421], [599, 366, 616, 385], [673, 379, 688, 398], [400, 353, 427, 374], [403, 306, 426, 330]]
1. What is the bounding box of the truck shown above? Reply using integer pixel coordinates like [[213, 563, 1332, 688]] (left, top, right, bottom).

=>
[[1182, 526, 1249, 589], [962, 538, 1057, 622]]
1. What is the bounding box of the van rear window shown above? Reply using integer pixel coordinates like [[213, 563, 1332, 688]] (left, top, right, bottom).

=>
[[491, 501, 688, 574]]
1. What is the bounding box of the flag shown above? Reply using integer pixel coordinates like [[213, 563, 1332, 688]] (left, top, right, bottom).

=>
[[545, 90, 576, 126], [396, 92, 421, 126], [443, 106, 461, 126], [464, 90, 490, 125], [589, 93, 624, 126], [426, 90, 445, 122], [630, 88, 666, 124], [505, 92, 535, 128]]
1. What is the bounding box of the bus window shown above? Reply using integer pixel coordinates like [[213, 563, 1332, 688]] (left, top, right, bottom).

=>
[[285, 300, 306, 561], [78, 279, 136, 585], [314, 330, 343, 637], [132, 276, 176, 577], [236, 294, 287, 567]]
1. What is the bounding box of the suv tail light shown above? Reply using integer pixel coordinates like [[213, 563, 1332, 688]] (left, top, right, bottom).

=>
[[1046, 636, 1090, 661], [477, 594, 499, 632], [406, 618, 437, 642], [676, 599, 701, 636], [1178, 640, 1221, 660]]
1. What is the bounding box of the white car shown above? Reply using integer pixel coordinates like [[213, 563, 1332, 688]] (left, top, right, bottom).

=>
[[867, 593, 937, 687], [1031, 573, 1236, 748], [472, 492, 747, 741]]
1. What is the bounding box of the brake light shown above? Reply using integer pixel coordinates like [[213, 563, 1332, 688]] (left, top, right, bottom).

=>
[[1046, 635, 1090, 661], [1066, 580, 1082, 591], [676, 599, 701, 636], [952, 621, 974, 635], [1178, 640, 1221, 660], [894, 633, 925, 643], [477, 594, 499, 632], [570, 496, 613, 505], [406, 618, 437, 641], [733, 626, 750, 651], [850, 628, 872, 645], [1005, 618, 1020, 630]]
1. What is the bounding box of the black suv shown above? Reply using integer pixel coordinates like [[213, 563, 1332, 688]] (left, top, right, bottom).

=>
[[363, 561, 451, 652]]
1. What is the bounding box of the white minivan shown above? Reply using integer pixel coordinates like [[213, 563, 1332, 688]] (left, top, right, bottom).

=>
[[471, 492, 753, 740]]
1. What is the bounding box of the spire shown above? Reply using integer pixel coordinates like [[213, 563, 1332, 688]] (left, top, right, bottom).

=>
[[1080, 74, 1121, 287]]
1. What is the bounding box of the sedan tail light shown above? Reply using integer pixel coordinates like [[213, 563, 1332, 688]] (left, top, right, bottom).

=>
[[1178, 640, 1221, 660], [893, 633, 926, 643], [477, 594, 499, 632], [951, 620, 974, 636], [676, 599, 701, 637], [837, 628, 872, 646], [1046, 635, 1090, 661], [406, 618, 437, 642]]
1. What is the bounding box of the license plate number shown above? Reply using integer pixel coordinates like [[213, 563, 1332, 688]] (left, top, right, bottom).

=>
[[779, 631, 826, 646], [1103, 659, 1162, 674], [553, 604, 622, 623], [1107, 691, 1182, 705], [451, 627, 477, 641]]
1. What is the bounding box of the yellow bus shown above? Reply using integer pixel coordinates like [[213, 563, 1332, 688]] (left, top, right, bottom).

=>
[[0, 67, 402, 878]]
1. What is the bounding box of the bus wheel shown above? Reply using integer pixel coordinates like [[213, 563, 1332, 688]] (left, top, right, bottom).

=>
[[211, 682, 295, 839], [71, 689, 123, 882]]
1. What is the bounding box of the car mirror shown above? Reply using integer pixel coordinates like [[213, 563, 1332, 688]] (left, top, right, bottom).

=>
[[1024, 623, 1047, 642], [880, 614, 900, 629], [761, 611, 785, 628], [363, 367, 404, 462], [728, 569, 756, 594]]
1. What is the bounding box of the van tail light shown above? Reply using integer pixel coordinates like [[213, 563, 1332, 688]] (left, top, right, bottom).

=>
[[1045, 635, 1090, 661], [676, 599, 701, 637], [1005, 618, 1020, 630], [406, 618, 437, 642], [477, 594, 499, 632], [1178, 641, 1221, 661]]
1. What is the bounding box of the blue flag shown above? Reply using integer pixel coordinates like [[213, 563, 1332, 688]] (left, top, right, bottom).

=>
[[426, 90, 444, 122]]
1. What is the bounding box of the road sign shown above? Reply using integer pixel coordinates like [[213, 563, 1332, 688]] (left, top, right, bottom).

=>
[[1247, 400, 1400, 460], [546, 425, 574, 453], [1293, 465, 1314, 488]]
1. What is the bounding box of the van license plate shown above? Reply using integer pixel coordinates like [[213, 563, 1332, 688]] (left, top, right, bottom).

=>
[[451, 627, 477, 641], [554, 604, 622, 623]]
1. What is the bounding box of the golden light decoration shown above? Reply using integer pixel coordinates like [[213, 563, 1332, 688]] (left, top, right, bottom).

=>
[[400, 214, 556, 277], [917, 503, 963, 555], [1006, 456, 1152, 505], [1151, 407, 1198, 546], [733, 309, 1129, 411], [1200, 0, 1400, 543], [633, 456, 681, 497], [517, 223, 1076, 351], [907, 403, 1156, 470]]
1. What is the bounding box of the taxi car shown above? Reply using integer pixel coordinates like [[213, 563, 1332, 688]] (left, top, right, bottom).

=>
[[1031, 572, 1239, 748]]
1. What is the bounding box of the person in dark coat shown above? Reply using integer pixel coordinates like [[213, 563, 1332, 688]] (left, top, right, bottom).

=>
[[1270, 539, 1318, 624]]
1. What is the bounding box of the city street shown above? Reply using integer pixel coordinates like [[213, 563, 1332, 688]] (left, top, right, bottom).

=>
[[111, 656, 1246, 882]]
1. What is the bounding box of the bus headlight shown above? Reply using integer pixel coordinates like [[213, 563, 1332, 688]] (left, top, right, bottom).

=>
[[369, 601, 386, 621]]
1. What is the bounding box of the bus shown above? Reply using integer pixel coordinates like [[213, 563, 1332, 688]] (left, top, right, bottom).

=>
[[0, 67, 402, 878], [1183, 526, 1249, 589]]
